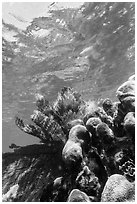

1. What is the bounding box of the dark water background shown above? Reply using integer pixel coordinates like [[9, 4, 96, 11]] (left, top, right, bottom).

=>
[[2, 2, 135, 152]]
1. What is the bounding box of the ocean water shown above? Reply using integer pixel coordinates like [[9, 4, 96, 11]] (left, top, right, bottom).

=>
[[2, 2, 135, 152]]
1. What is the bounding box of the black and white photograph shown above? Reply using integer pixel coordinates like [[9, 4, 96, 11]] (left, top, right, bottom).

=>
[[2, 1, 135, 202]]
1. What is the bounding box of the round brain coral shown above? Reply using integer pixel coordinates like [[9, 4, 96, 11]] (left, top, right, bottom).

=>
[[67, 189, 90, 202], [101, 174, 135, 202], [62, 140, 83, 170], [116, 80, 135, 112], [68, 125, 91, 148]]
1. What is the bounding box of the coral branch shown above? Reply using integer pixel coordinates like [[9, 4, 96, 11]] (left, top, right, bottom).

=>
[[15, 116, 51, 142]]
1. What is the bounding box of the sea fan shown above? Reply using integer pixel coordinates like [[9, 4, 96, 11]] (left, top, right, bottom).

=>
[[53, 87, 85, 122], [15, 87, 85, 144]]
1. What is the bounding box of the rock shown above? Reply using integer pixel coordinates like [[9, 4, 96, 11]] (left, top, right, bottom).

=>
[[67, 189, 91, 202], [68, 125, 91, 149], [101, 174, 135, 202], [116, 80, 135, 112], [62, 140, 83, 170], [123, 112, 135, 140]]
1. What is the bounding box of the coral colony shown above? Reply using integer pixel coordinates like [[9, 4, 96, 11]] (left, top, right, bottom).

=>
[[10, 75, 135, 202]]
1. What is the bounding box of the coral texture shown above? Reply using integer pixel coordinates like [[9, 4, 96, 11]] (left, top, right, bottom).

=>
[[101, 174, 135, 202]]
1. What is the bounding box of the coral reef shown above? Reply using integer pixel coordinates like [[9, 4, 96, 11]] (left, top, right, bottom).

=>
[[3, 76, 135, 202], [101, 174, 135, 202]]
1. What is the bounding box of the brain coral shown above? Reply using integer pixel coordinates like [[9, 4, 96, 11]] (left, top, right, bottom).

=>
[[101, 174, 135, 202]]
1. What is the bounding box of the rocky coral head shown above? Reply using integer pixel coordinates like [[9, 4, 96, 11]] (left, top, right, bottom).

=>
[[101, 174, 135, 202], [62, 140, 83, 170], [67, 189, 91, 202], [96, 122, 114, 144], [68, 124, 91, 146], [86, 117, 102, 135], [122, 96, 135, 112], [123, 112, 135, 140], [116, 80, 135, 100], [116, 80, 135, 112]]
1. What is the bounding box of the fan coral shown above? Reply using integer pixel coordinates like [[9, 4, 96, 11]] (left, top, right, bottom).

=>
[[15, 87, 85, 144], [2, 184, 19, 202], [67, 119, 84, 129]]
